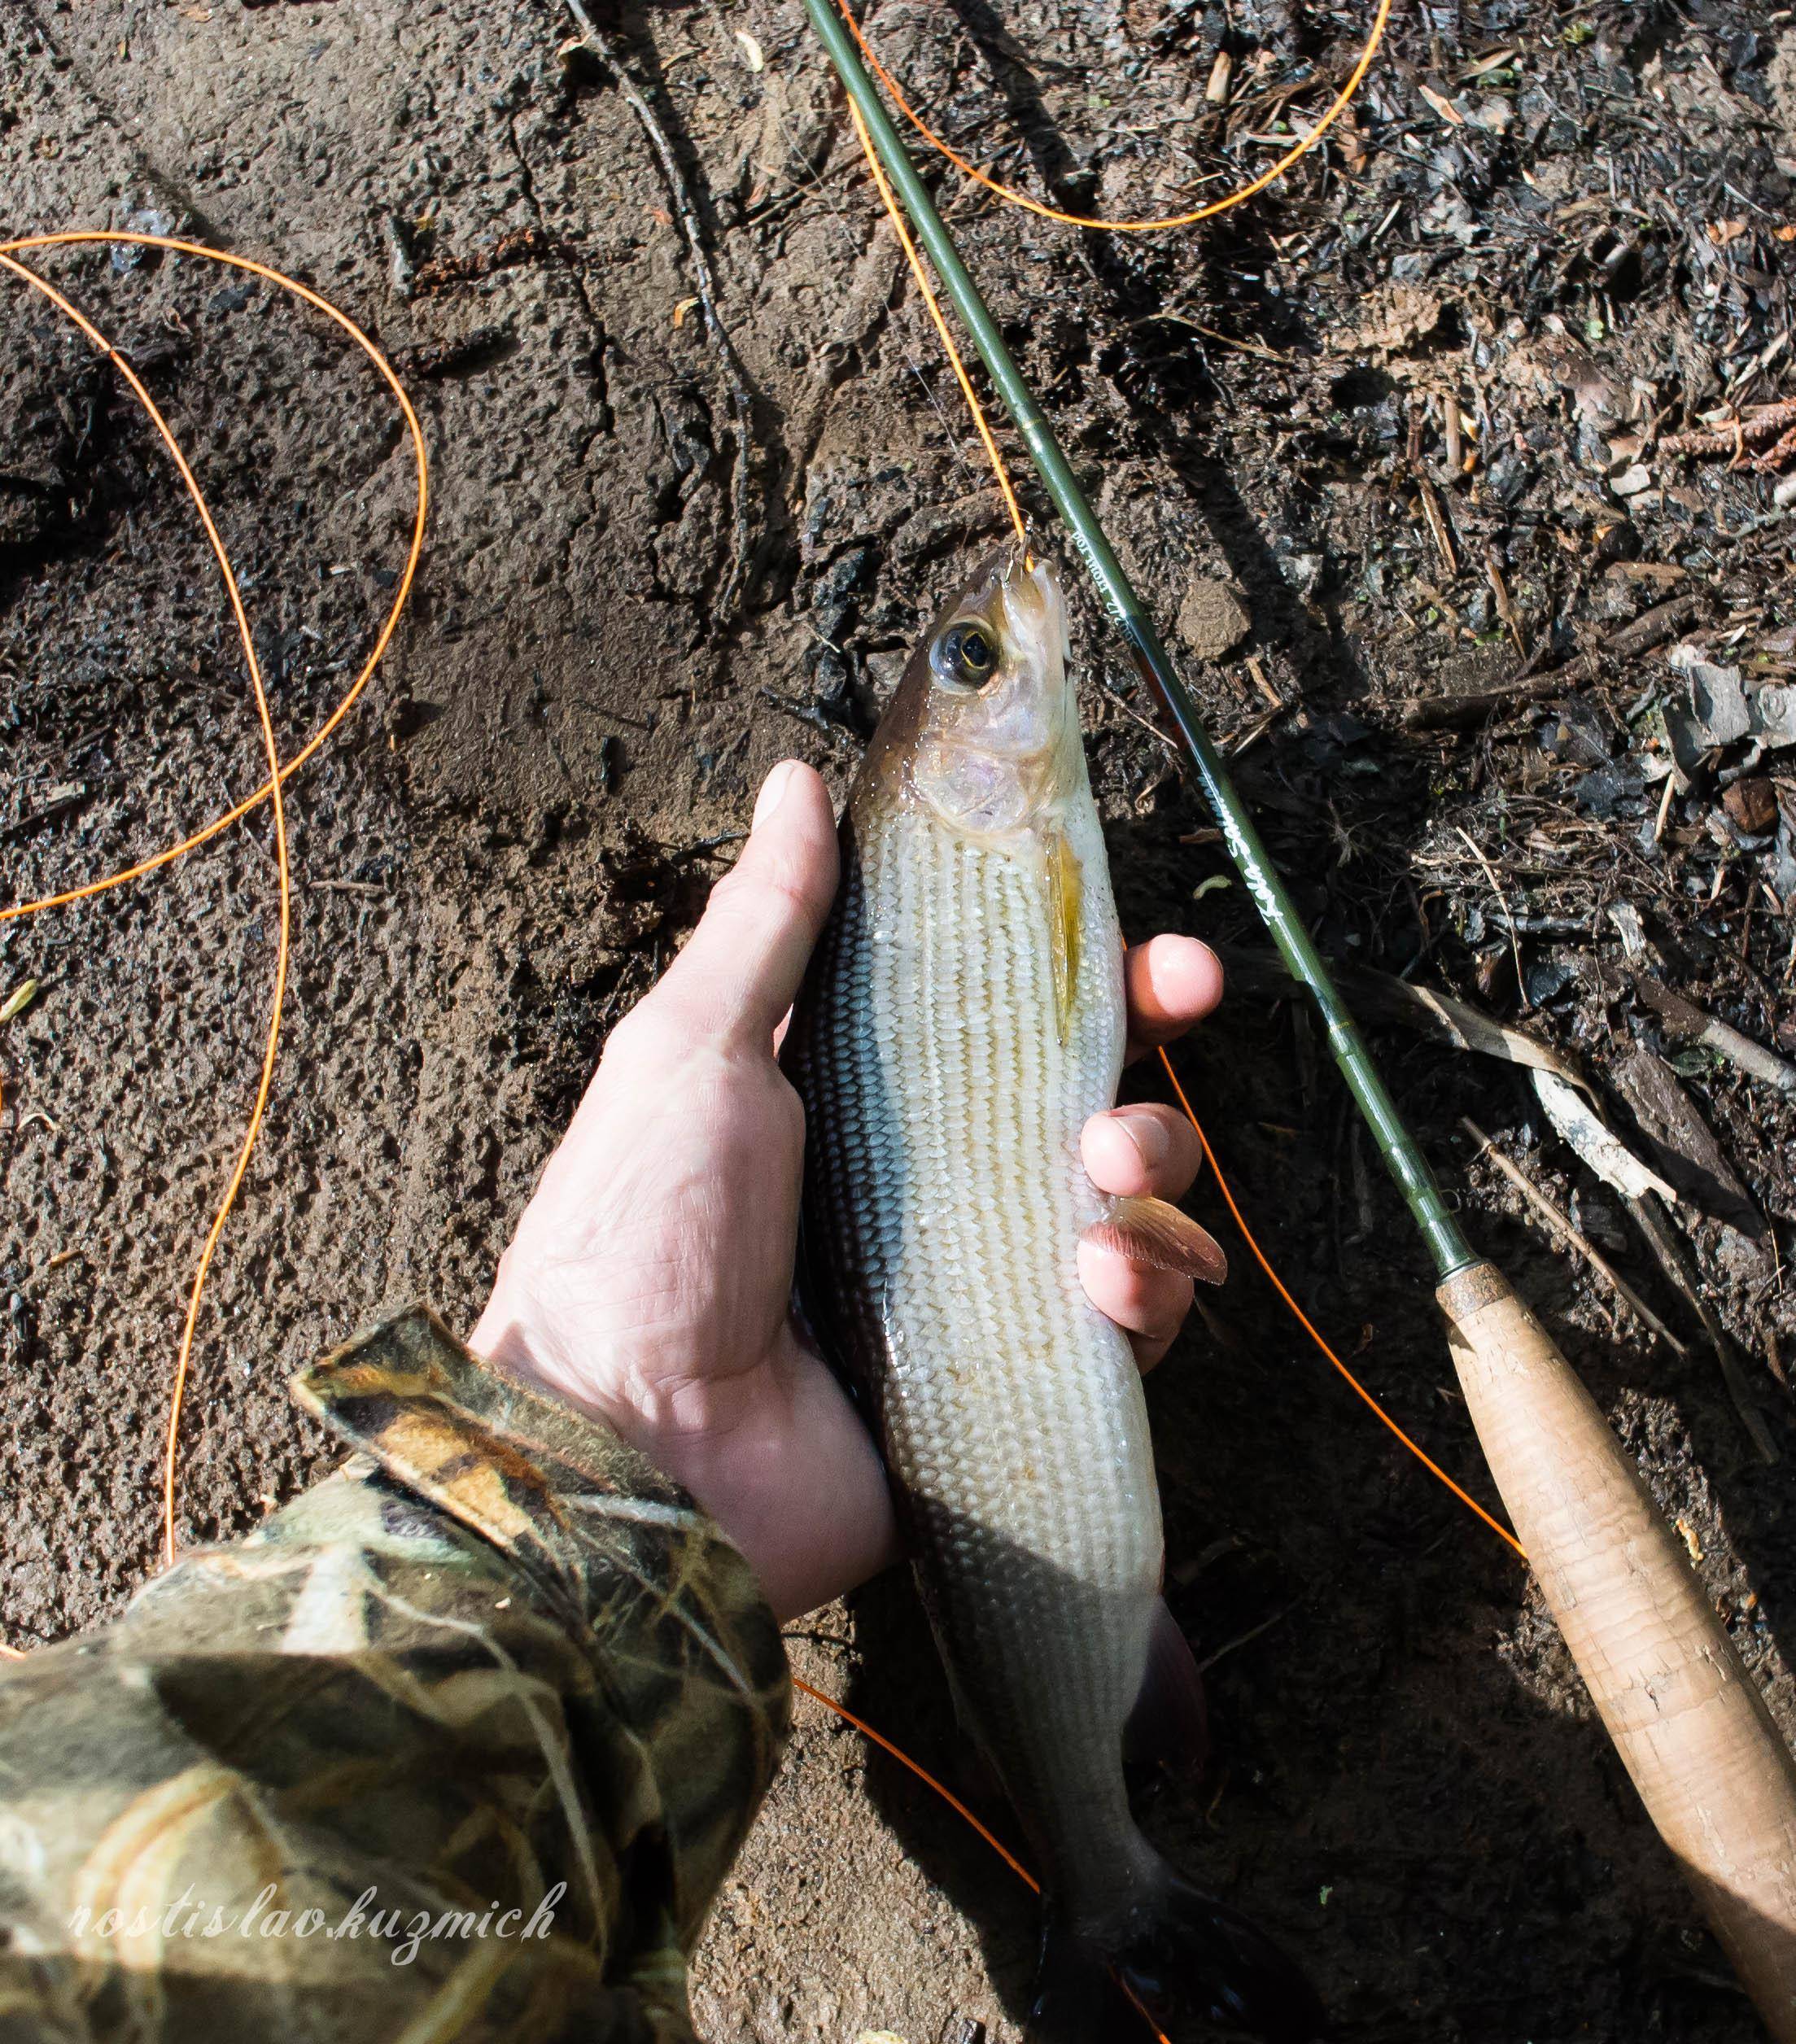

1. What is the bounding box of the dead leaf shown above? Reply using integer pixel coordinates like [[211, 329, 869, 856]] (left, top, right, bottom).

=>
[[1328, 284, 1445, 360], [1418, 82, 1466, 125], [0, 979, 38, 1025], [1707, 217, 1749, 246]]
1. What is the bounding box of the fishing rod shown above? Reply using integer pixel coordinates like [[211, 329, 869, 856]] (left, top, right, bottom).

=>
[[797, 1, 1796, 2029]]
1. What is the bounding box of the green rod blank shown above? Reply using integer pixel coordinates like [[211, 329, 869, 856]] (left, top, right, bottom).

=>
[[799, 0, 1474, 1280]]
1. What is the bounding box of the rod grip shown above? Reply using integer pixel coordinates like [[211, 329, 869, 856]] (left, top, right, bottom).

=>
[[1440, 1261, 1796, 2037]]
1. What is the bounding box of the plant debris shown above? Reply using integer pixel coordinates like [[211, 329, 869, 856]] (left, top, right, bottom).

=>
[[4, 0, 1795, 2033]]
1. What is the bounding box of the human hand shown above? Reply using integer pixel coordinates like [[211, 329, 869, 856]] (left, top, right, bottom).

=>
[[472, 760, 1225, 1620]]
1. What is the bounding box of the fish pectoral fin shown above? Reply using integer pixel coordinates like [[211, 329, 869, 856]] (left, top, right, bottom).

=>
[[1085, 1196, 1228, 1286], [1044, 824, 1082, 1043]]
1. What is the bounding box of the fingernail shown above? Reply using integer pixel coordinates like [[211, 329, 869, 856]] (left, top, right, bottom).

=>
[[753, 760, 800, 830], [1112, 1108, 1169, 1170]]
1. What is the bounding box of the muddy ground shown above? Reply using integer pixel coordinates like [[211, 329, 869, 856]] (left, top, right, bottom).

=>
[[5, 0, 1796, 2037]]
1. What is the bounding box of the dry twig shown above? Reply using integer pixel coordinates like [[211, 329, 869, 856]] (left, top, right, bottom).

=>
[[1461, 1119, 1687, 1356], [563, 0, 759, 614], [1484, 546, 1525, 656]]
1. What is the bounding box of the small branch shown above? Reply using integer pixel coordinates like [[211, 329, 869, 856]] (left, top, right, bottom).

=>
[[1637, 976, 1796, 1097], [1454, 824, 1528, 1010], [1400, 591, 1702, 732], [1625, 1190, 1779, 1464], [1461, 1119, 1687, 1357], [562, 0, 758, 614]]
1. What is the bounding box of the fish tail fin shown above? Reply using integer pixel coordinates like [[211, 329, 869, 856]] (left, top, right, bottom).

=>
[[1119, 1854, 1332, 2042], [1029, 1920, 1120, 2042], [1032, 1853, 1331, 2044]]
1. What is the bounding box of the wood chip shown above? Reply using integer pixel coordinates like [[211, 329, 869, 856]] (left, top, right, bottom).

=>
[[1722, 777, 1778, 836], [1613, 1046, 1768, 1238], [1532, 1071, 1680, 1207]]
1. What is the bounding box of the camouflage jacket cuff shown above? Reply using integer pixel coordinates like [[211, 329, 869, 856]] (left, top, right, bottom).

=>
[[291, 1304, 793, 1946]]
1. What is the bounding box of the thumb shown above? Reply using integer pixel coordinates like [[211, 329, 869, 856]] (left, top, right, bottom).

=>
[[650, 760, 839, 1045]]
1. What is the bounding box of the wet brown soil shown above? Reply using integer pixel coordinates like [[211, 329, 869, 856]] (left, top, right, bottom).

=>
[[4, 1, 1796, 2037]]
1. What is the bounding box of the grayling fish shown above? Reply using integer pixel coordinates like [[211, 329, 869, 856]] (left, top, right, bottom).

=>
[[784, 546, 1327, 2041]]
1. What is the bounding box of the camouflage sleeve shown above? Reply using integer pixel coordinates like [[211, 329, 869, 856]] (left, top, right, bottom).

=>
[[0, 1307, 791, 2044]]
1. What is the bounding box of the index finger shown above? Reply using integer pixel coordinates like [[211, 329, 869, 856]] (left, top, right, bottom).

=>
[[1124, 935, 1224, 1061]]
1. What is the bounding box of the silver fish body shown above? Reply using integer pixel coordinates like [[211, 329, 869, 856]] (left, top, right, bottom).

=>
[[789, 629, 1155, 1922], [786, 550, 1326, 2042]]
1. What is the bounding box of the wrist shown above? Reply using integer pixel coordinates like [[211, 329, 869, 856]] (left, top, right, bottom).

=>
[[469, 1275, 589, 1422], [470, 1274, 697, 1489]]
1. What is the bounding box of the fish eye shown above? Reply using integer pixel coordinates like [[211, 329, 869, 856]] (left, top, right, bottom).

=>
[[933, 619, 1000, 690]]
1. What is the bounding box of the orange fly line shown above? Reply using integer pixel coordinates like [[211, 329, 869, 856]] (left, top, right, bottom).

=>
[[0, 233, 429, 1576], [0, 18, 1505, 2036], [833, 0, 1394, 234]]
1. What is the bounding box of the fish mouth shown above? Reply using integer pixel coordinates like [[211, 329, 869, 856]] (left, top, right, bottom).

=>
[[951, 543, 1069, 673]]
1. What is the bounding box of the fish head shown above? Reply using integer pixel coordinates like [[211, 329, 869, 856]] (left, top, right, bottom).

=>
[[863, 545, 1077, 839]]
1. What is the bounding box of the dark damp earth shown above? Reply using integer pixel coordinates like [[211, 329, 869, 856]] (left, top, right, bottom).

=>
[[4, 1, 1796, 2037]]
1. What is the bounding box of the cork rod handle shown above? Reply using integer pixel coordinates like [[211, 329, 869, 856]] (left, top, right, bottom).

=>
[[1440, 1262, 1796, 2040]]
